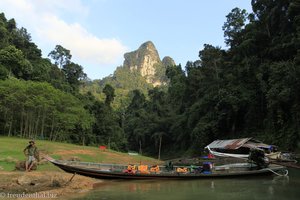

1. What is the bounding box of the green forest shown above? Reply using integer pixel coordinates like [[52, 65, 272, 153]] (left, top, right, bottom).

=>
[[0, 0, 299, 158]]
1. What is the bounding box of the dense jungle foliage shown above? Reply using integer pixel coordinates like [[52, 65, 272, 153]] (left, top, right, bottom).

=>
[[0, 0, 299, 158]]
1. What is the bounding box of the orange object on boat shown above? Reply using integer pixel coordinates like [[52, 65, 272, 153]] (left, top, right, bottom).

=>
[[138, 165, 150, 174], [150, 165, 160, 173], [124, 164, 137, 174], [176, 167, 188, 173]]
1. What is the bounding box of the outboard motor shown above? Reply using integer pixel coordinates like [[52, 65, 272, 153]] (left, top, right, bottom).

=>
[[202, 162, 213, 174], [248, 148, 269, 169]]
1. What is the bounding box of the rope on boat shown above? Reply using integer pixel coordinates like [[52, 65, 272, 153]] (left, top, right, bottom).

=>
[[266, 168, 289, 176]]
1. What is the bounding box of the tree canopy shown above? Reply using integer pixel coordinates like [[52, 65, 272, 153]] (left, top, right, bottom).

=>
[[0, 0, 299, 157]]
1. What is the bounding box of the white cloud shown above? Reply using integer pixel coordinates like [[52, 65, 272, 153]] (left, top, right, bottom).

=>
[[37, 14, 127, 64], [0, 0, 128, 78]]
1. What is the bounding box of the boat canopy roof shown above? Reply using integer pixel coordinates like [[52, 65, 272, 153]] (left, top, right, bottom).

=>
[[206, 138, 273, 150]]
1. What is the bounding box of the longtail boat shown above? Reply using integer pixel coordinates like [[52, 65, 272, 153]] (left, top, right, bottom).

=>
[[205, 138, 297, 163], [44, 156, 287, 179]]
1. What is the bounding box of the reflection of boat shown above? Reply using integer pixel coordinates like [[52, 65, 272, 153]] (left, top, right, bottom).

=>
[[44, 156, 287, 179], [205, 138, 296, 162]]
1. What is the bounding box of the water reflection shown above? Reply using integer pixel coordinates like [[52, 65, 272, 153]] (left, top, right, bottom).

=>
[[73, 169, 300, 200], [210, 181, 215, 190]]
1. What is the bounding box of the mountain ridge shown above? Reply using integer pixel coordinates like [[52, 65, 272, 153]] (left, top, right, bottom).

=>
[[81, 41, 176, 108]]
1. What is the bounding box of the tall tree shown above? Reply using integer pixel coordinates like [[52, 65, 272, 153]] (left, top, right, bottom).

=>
[[62, 62, 87, 91], [152, 131, 166, 160], [222, 7, 248, 47], [48, 45, 72, 68], [103, 84, 115, 106]]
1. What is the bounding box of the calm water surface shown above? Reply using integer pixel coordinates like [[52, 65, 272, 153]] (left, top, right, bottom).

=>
[[73, 169, 300, 200]]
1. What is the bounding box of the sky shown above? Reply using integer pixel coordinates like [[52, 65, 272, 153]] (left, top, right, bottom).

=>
[[0, 0, 252, 80]]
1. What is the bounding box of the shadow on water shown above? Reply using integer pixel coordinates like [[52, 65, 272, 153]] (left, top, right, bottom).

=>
[[72, 169, 300, 200]]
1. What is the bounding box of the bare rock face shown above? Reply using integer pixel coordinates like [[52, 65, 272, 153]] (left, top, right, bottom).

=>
[[124, 41, 160, 71], [123, 41, 175, 86], [162, 56, 176, 67]]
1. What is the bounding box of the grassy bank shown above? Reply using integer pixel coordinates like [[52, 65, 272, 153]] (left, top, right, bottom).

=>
[[0, 137, 161, 171]]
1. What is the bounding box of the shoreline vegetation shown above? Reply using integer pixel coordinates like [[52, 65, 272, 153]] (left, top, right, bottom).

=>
[[0, 137, 162, 199]]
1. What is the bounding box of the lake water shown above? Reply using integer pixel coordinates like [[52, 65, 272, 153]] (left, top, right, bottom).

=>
[[72, 169, 300, 200]]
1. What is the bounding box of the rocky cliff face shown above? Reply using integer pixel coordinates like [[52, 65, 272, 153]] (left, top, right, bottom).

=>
[[162, 56, 176, 67], [123, 41, 175, 86]]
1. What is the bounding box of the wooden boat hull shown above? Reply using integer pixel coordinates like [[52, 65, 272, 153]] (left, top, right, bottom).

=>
[[49, 160, 286, 180]]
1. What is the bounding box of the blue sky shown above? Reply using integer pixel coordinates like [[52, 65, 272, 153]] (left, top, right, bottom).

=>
[[0, 0, 252, 80]]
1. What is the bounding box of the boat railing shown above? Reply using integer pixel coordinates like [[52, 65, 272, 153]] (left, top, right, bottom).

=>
[[56, 160, 128, 170], [56, 159, 192, 172], [57, 159, 248, 173]]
